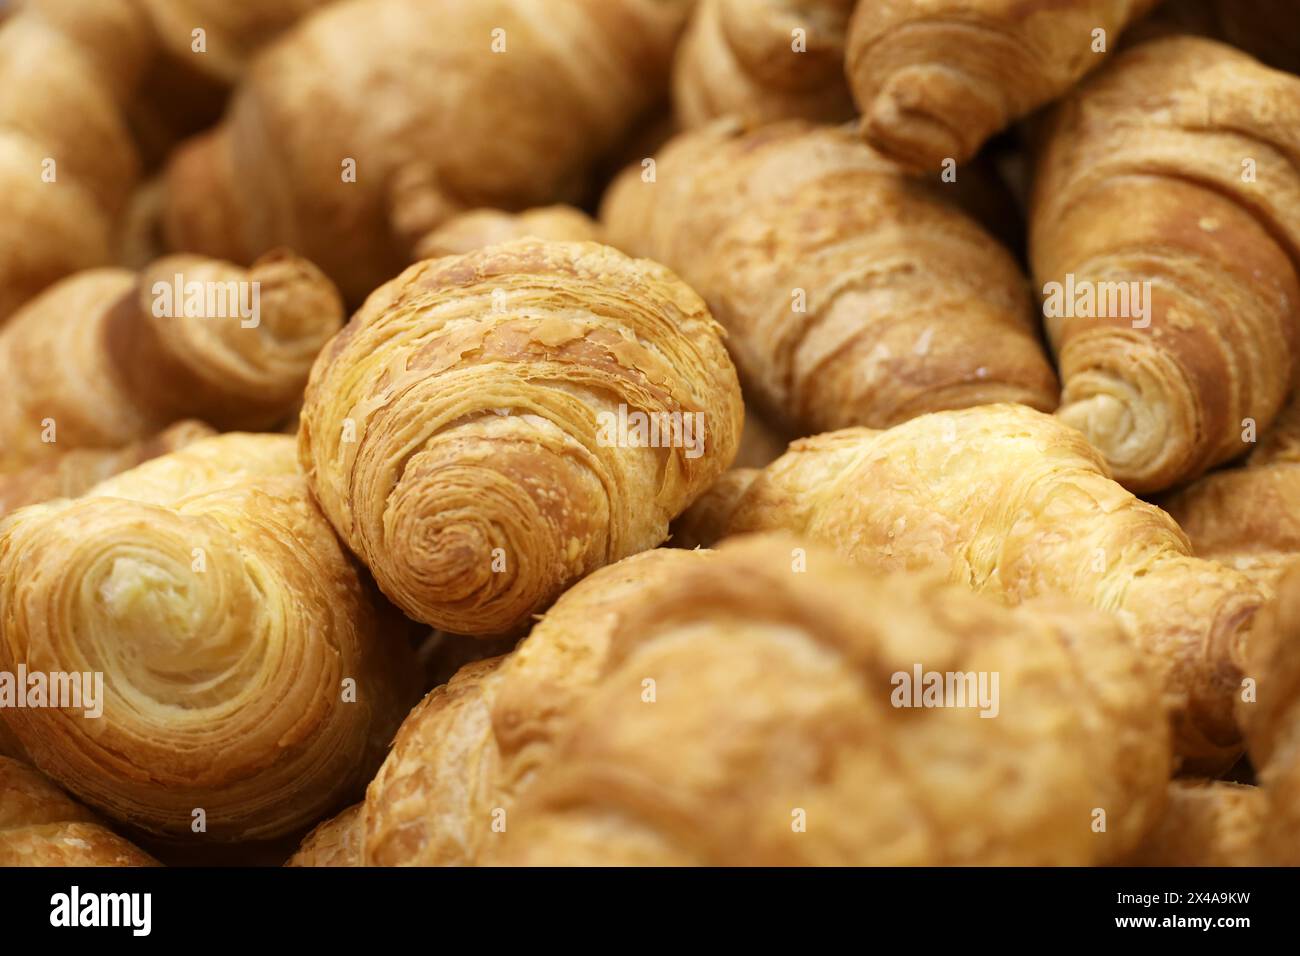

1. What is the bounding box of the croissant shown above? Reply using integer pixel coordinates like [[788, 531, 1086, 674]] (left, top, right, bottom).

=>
[[341, 548, 709, 866], [1237, 563, 1300, 865], [287, 804, 363, 867], [0, 420, 215, 517], [0, 433, 420, 841], [296, 537, 1166, 865], [483, 534, 1168, 865], [844, 0, 1158, 172], [411, 206, 601, 262], [1032, 36, 1300, 493], [162, 0, 690, 302], [0, 250, 342, 472], [1125, 781, 1265, 867], [679, 403, 1268, 768], [0, 0, 150, 320], [0, 756, 157, 867], [298, 239, 743, 635], [1163, 406, 1300, 591], [601, 120, 1057, 436], [673, 0, 856, 129]]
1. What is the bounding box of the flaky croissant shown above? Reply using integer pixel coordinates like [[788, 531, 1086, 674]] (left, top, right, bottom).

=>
[[485, 534, 1168, 865], [0, 433, 420, 841], [678, 403, 1267, 768], [673, 0, 855, 129], [297, 537, 1165, 866], [163, 0, 690, 302], [0, 420, 215, 517], [298, 239, 743, 635], [845, 0, 1158, 172], [0, 756, 157, 867], [348, 548, 710, 866], [411, 206, 601, 262], [1032, 37, 1300, 493], [1125, 780, 1266, 867], [287, 803, 363, 867], [601, 120, 1057, 436], [1162, 397, 1300, 590], [0, 251, 342, 472], [0, 0, 150, 321]]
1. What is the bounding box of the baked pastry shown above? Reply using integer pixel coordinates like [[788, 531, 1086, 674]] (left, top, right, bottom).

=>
[[0, 433, 420, 841], [673, 0, 856, 128], [162, 0, 691, 302], [677, 403, 1266, 768], [0, 251, 342, 471], [601, 120, 1057, 436], [0, 420, 215, 517], [341, 548, 712, 865], [1032, 37, 1300, 492], [1163, 398, 1300, 589], [485, 534, 1168, 865], [286, 804, 363, 867], [0, 756, 157, 867], [845, 0, 1158, 171], [411, 206, 601, 262], [298, 239, 743, 635]]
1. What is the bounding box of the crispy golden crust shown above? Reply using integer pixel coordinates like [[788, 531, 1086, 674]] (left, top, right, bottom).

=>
[[299, 239, 743, 635], [0, 757, 157, 866], [681, 404, 1265, 768], [672, 0, 856, 129], [286, 803, 363, 867], [357, 549, 712, 865], [0, 251, 342, 471], [0, 433, 420, 841], [487, 535, 1168, 865], [1126, 780, 1265, 867], [162, 0, 690, 302], [601, 120, 1057, 437], [0, 420, 215, 517], [1033, 37, 1300, 493], [412, 206, 601, 262], [846, 0, 1157, 172]]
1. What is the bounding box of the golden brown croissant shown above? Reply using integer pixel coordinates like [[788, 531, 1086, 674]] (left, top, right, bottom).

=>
[[0, 0, 151, 321], [1125, 780, 1266, 867], [0, 433, 420, 841], [679, 403, 1267, 768], [298, 239, 743, 635], [845, 0, 1158, 172], [601, 120, 1057, 436], [411, 206, 601, 262], [0, 756, 157, 867], [1237, 563, 1300, 865], [298, 537, 1166, 866], [0, 420, 215, 517], [673, 0, 856, 128], [310, 548, 709, 866], [163, 0, 691, 302], [1032, 37, 1300, 493], [484, 534, 1168, 865], [286, 804, 363, 867], [0, 250, 342, 472]]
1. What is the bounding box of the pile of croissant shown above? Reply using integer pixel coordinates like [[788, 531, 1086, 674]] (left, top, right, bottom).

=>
[[1, 0, 1299, 868]]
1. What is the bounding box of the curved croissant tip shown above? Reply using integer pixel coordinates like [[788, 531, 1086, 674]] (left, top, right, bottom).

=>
[[861, 90, 968, 173], [248, 251, 345, 340]]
